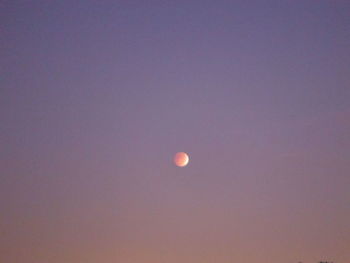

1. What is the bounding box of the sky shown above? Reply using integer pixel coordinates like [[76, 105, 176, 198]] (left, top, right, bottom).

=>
[[1, 1, 350, 262]]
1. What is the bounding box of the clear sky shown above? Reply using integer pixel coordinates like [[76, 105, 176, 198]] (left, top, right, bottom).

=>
[[1, 1, 349, 262]]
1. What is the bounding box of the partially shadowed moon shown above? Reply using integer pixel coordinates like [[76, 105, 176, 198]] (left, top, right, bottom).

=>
[[174, 152, 189, 167]]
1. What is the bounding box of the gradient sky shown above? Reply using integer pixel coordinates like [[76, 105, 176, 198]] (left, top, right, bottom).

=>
[[1, 1, 350, 263]]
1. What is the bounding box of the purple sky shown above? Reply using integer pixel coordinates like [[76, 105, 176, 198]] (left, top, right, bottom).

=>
[[1, 1, 350, 262]]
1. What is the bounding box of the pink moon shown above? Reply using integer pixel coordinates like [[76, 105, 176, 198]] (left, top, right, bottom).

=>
[[174, 152, 189, 167]]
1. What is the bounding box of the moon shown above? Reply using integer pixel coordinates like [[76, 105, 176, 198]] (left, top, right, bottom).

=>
[[174, 152, 189, 167]]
